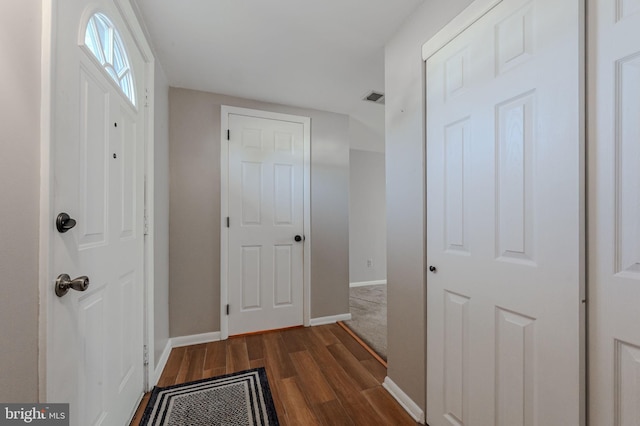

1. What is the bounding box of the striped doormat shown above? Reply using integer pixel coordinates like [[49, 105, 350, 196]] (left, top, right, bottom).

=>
[[140, 368, 279, 425]]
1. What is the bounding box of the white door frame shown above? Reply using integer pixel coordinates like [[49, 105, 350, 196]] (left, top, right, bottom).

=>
[[220, 106, 311, 340], [421, 0, 586, 421], [38, 0, 157, 400]]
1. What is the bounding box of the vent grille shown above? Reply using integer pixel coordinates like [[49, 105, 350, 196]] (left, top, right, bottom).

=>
[[363, 90, 385, 105]]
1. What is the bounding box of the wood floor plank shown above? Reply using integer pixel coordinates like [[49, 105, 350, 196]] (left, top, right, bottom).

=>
[[174, 348, 192, 385], [278, 377, 322, 426], [313, 399, 355, 426], [362, 358, 387, 383], [249, 358, 266, 370], [131, 325, 419, 426], [340, 391, 392, 425], [203, 340, 227, 373], [186, 343, 208, 352], [157, 346, 186, 386], [245, 334, 264, 361], [331, 324, 373, 361], [298, 331, 393, 424], [363, 386, 419, 425], [262, 331, 296, 379], [295, 323, 333, 353], [311, 324, 341, 346], [227, 337, 250, 373], [186, 345, 207, 382], [338, 321, 387, 368], [281, 327, 307, 353], [129, 393, 150, 426], [294, 326, 367, 398], [261, 361, 289, 425], [326, 343, 379, 390], [207, 367, 226, 378], [289, 350, 336, 404]]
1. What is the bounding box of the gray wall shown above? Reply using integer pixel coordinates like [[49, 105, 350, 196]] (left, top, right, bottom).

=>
[[0, 0, 41, 402], [385, 0, 473, 410], [349, 149, 386, 284], [169, 88, 350, 337], [349, 114, 385, 153], [153, 63, 171, 362]]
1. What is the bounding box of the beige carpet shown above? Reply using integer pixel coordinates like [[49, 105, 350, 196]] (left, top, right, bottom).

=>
[[343, 284, 387, 360]]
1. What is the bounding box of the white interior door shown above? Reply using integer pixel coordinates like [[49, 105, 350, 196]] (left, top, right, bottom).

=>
[[226, 111, 306, 336], [48, 2, 146, 425], [588, 0, 640, 423], [424, 0, 585, 424]]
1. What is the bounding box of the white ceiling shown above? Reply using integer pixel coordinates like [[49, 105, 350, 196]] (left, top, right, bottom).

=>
[[134, 0, 425, 143]]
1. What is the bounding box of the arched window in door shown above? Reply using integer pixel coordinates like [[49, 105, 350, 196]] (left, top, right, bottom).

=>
[[83, 12, 136, 106]]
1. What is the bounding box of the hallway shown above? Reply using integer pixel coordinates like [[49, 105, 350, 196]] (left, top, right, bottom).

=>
[[131, 325, 417, 425]]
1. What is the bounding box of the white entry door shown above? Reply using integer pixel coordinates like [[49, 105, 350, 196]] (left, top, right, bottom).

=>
[[588, 0, 640, 423], [48, 1, 146, 425], [424, 0, 584, 424], [224, 109, 308, 336]]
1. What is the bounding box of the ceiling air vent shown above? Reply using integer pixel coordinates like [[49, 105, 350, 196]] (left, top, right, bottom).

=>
[[362, 90, 385, 105]]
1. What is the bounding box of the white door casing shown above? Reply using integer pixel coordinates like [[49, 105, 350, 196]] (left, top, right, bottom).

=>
[[221, 107, 311, 338], [424, 0, 585, 425], [588, 0, 640, 423], [41, 1, 153, 424]]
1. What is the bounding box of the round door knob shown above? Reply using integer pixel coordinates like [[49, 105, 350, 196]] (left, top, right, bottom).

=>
[[294, 235, 303, 242], [56, 212, 77, 233], [55, 274, 90, 297], [429, 265, 437, 273]]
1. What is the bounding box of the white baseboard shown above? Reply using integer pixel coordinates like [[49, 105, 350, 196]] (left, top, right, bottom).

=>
[[152, 340, 172, 387], [309, 313, 352, 326], [349, 280, 387, 288], [170, 331, 221, 348], [150, 332, 220, 388], [382, 376, 426, 424]]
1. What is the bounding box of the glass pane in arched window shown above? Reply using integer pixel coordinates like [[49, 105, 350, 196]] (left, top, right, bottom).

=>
[[84, 20, 104, 65], [83, 12, 136, 106], [113, 41, 125, 75]]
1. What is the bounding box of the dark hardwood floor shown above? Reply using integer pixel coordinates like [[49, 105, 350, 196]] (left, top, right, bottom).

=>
[[130, 324, 419, 425]]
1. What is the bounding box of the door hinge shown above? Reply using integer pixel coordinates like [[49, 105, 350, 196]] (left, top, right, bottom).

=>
[[227, 129, 230, 140], [143, 345, 149, 366], [226, 217, 230, 228], [144, 214, 149, 236], [226, 304, 230, 315], [144, 88, 150, 108]]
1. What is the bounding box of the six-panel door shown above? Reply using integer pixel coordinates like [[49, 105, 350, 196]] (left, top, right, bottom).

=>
[[425, 0, 584, 424], [589, 0, 640, 423], [227, 113, 305, 335]]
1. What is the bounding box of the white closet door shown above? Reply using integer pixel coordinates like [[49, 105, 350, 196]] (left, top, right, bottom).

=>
[[227, 113, 305, 335], [588, 0, 640, 424], [425, 0, 585, 424]]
